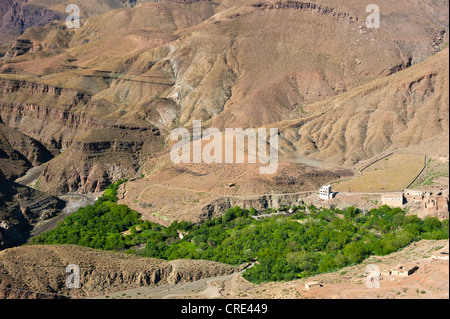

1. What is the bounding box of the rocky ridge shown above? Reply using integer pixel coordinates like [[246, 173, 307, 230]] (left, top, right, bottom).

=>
[[0, 244, 239, 298]]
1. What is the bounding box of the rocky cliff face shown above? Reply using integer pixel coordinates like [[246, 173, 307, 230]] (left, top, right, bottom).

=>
[[0, 78, 93, 151], [1, 102, 67, 252], [200, 194, 308, 221], [38, 127, 164, 194], [0, 182, 65, 250], [0, 122, 53, 181], [0, 75, 165, 193]]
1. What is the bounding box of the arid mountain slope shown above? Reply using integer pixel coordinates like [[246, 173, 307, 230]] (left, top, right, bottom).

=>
[[0, 0, 448, 194], [0, 0, 65, 46], [277, 48, 450, 167], [0, 244, 240, 299], [0, 0, 226, 192], [169, 0, 448, 129]]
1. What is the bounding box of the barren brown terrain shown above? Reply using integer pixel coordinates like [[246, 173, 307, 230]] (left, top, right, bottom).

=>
[[0, 244, 241, 298], [94, 240, 449, 299], [119, 152, 349, 224]]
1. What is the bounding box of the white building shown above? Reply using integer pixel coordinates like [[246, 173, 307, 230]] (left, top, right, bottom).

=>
[[319, 185, 334, 200], [381, 194, 404, 207]]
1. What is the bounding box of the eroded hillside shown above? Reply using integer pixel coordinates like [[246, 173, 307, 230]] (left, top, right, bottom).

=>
[[0, 0, 448, 195], [0, 244, 240, 298], [277, 48, 450, 167]]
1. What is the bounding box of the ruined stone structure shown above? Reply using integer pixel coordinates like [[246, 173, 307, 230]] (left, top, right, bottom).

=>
[[382, 189, 449, 214], [404, 189, 424, 203], [423, 194, 449, 213]]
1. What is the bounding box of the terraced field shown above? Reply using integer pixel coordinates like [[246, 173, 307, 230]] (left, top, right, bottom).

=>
[[333, 153, 426, 193], [410, 157, 449, 189]]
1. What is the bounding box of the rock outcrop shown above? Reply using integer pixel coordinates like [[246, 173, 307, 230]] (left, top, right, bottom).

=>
[[200, 194, 307, 221], [0, 122, 53, 181], [39, 126, 164, 194], [0, 182, 65, 250]]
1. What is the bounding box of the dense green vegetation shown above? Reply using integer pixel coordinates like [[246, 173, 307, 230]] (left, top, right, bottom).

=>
[[140, 205, 448, 283], [32, 181, 449, 283], [31, 179, 143, 250]]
